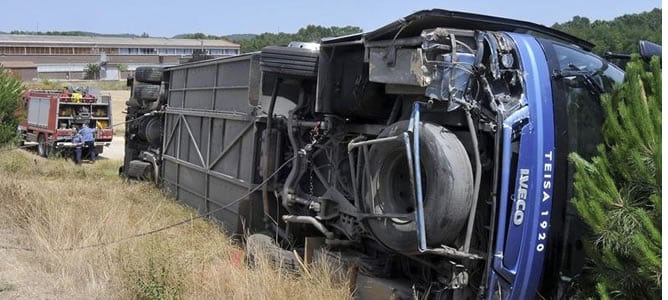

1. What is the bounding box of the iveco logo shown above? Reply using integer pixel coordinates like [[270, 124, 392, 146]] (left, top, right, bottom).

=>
[[514, 169, 529, 226]]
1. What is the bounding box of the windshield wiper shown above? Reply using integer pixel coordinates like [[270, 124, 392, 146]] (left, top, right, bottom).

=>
[[553, 64, 604, 95]]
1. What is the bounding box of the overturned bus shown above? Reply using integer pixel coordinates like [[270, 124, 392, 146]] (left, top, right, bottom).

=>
[[120, 9, 658, 299]]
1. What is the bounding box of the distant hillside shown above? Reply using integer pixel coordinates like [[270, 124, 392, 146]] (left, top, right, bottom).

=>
[[173, 26, 363, 53], [172, 33, 218, 39], [552, 8, 661, 54], [231, 25, 364, 53], [224, 34, 258, 41], [172, 33, 257, 42]]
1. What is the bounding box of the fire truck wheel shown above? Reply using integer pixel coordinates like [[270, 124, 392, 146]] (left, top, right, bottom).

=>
[[365, 121, 474, 253], [37, 134, 51, 158], [134, 84, 161, 102], [135, 66, 164, 84]]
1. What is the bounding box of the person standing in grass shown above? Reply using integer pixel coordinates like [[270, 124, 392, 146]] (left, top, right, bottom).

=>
[[78, 123, 97, 162], [71, 127, 82, 165]]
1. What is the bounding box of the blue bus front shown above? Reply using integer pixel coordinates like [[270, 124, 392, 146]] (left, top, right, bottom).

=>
[[487, 33, 624, 299]]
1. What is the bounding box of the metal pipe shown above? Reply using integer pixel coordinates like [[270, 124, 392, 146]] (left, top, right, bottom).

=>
[[262, 78, 282, 223], [295, 120, 321, 128], [281, 86, 307, 208], [272, 130, 284, 189], [347, 136, 365, 209], [292, 196, 314, 207], [282, 215, 335, 239], [401, 132, 422, 248], [347, 135, 402, 152], [362, 145, 373, 195], [355, 145, 363, 200], [410, 102, 428, 251], [463, 109, 483, 253], [479, 109, 504, 296]]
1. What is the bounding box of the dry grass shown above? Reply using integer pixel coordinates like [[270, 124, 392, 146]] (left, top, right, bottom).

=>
[[0, 150, 351, 299]]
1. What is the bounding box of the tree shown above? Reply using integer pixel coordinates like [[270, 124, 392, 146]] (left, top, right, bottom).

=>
[[553, 9, 661, 55], [0, 64, 23, 146], [570, 56, 661, 299], [176, 32, 219, 40], [85, 63, 101, 80], [231, 25, 363, 53]]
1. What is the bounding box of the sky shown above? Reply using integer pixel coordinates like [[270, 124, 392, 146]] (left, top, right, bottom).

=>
[[0, 0, 661, 37]]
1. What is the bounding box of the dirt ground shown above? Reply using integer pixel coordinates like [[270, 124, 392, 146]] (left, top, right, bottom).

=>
[[99, 90, 129, 161], [99, 136, 124, 161]]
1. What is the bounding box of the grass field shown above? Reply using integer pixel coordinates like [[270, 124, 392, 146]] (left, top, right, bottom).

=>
[[0, 150, 351, 299]]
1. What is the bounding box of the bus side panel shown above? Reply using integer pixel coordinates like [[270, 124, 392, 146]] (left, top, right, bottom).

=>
[[161, 55, 263, 235]]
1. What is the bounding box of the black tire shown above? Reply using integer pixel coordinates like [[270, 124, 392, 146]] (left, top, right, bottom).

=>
[[37, 134, 49, 158], [125, 160, 152, 180], [126, 97, 142, 108], [260, 46, 319, 78], [138, 117, 163, 148], [134, 84, 161, 102], [245, 233, 298, 271], [365, 121, 473, 253], [135, 66, 164, 84]]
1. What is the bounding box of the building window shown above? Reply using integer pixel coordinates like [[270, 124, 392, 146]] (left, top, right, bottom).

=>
[[119, 48, 141, 55], [51, 47, 72, 55], [0, 47, 25, 54], [69, 47, 93, 55], [157, 48, 176, 55], [140, 48, 156, 55], [174, 48, 193, 55]]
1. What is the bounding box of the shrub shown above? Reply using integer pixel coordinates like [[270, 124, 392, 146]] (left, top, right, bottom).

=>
[[570, 56, 661, 299], [85, 63, 101, 80], [0, 64, 23, 146]]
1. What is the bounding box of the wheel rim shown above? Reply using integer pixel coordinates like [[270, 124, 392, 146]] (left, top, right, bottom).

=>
[[373, 151, 428, 225]]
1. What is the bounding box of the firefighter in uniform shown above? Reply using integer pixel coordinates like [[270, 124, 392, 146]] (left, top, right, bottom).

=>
[[78, 123, 97, 162]]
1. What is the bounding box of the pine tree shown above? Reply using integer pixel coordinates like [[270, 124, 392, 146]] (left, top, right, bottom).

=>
[[570, 56, 661, 299]]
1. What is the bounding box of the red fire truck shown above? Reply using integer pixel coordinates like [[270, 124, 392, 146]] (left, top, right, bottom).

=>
[[18, 87, 113, 158]]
